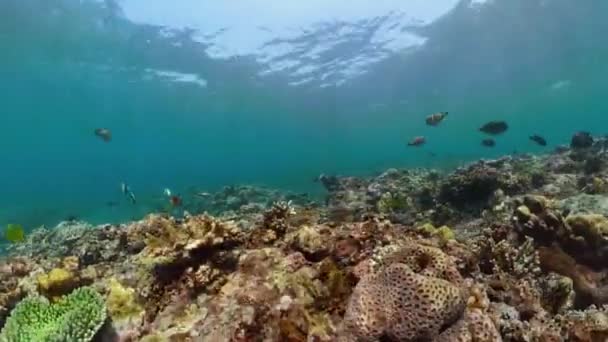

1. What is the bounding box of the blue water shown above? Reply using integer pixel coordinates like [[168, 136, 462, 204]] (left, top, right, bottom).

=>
[[2, 0, 608, 230]]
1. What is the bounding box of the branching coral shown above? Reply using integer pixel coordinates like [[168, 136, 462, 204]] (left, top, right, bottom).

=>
[[0, 287, 107, 342]]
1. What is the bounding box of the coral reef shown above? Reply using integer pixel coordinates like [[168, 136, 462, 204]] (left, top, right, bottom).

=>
[[3, 135, 608, 340]]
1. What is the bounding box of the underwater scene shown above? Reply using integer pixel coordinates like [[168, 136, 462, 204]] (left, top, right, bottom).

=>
[[2, 0, 608, 340]]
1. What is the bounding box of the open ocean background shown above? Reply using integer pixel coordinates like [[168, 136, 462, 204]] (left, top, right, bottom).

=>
[[1, 0, 608, 229]]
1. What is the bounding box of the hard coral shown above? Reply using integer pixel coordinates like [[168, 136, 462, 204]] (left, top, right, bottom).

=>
[[383, 243, 464, 285], [0, 286, 106, 342], [140, 214, 242, 259], [341, 263, 465, 341], [37, 268, 81, 299], [106, 278, 143, 321], [436, 308, 502, 341], [439, 161, 528, 211]]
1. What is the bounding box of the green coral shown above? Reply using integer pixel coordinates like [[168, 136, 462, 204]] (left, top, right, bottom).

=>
[[417, 223, 455, 244], [0, 286, 107, 342], [106, 278, 142, 320], [377, 192, 409, 213]]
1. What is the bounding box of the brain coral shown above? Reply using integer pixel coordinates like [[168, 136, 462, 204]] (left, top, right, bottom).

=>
[[341, 262, 465, 341]]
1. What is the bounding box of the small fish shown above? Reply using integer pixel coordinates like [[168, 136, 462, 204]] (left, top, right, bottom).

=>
[[482, 138, 496, 147], [407, 136, 426, 147], [195, 192, 211, 198], [425, 112, 448, 126], [121, 182, 136, 204], [570, 131, 594, 149], [4, 224, 25, 243], [529, 134, 547, 146], [479, 121, 508, 135], [164, 188, 182, 207], [169, 195, 182, 207], [94, 128, 112, 142]]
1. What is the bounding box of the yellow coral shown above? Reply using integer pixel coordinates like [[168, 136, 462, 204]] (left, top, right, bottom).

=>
[[106, 278, 143, 320], [37, 268, 77, 299], [290, 225, 326, 256], [434, 225, 455, 242], [566, 214, 608, 240], [418, 222, 436, 235], [416, 223, 455, 244]]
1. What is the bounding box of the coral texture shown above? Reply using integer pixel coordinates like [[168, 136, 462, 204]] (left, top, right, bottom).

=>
[[0, 287, 106, 342]]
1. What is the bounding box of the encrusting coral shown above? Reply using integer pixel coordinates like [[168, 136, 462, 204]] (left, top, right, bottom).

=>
[[105, 278, 143, 321]]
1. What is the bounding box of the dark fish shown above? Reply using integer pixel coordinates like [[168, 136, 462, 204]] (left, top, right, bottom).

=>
[[94, 128, 112, 142], [425, 112, 448, 126], [570, 131, 594, 149], [479, 121, 508, 135], [529, 134, 547, 146], [408, 136, 426, 147], [482, 138, 496, 147]]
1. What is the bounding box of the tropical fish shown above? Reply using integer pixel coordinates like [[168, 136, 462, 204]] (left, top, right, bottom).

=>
[[94, 128, 112, 142], [408, 136, 426, 147], [4, 224, 25, 243], [425, 112, 448, 126], [479, 121, 508, 135], [482, 138, 496, 147], [529, 134, 547, 146], [169, 195, 183, 207], [570, 131, 594, 149], [164, 188, 182, 207], [121, 182, 136, 204]]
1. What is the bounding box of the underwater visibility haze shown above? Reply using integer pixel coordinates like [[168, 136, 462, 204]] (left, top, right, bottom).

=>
[[2, 0, 608, 228], [7, 1, 608, 341]]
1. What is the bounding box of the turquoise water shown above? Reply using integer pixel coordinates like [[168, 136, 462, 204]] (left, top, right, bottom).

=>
[[2, 0, 608, 229]]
